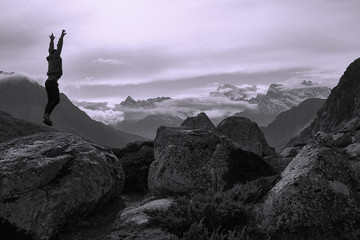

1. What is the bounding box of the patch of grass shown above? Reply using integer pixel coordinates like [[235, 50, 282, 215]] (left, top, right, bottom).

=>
[[146, 175, 279, 240]]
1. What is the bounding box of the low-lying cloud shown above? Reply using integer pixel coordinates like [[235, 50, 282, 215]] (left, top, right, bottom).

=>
[[78, 106, 124, 125], [75, 94, 257, 125]]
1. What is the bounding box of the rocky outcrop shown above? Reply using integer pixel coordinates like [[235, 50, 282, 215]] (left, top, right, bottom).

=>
[[332, 132, 352, 148], [258, 139, 360, 239], [148, 126, 274, 196], [311, 58, 360, 133], [289, 58, 360, 147], [217, 116, 274, 157], [0, 132, 125, 240], [180, 112, 216, 131]]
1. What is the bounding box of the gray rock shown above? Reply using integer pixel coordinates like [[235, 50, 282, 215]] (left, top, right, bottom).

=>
[[180, 112, 216, 131], [258, 140, 360, 239], [344, 143, 360, 159], [279, 147, 301, 158], [148, 126, 274, 196], [114, 198, 173, 227], [332, 132, 352, 148], [0, 132, 125, 240], [217, 116, 274, 157]]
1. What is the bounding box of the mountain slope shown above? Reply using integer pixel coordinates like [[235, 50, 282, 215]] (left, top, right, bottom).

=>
[[0, 74, 144, 147], [0, 110, 56, 143], [261, 98, 326, 147]]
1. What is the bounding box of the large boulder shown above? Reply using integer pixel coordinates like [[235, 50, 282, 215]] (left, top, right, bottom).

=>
[[0, 132, 125, 240], [148, 126, 274, 196], [258, 139, 360, 239], [180, 112, 216, 131], [217, 116, 274, 157]]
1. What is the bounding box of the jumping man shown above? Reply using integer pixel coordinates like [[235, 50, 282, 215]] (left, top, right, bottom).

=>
[[43, 29, 66, 126]]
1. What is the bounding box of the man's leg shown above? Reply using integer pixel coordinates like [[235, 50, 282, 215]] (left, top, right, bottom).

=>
[[44, 79, 60, 125], [46, 81, 60, 115]]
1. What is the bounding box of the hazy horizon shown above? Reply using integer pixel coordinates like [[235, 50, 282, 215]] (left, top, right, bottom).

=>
[[1, 0, 360, 103]]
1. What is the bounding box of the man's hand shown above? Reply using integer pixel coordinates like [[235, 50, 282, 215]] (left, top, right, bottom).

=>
[[49, 33, 55, 41], [61, 29, 67, 38]]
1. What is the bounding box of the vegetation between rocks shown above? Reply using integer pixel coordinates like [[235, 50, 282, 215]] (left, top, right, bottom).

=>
[[146, 175, 280, 240]]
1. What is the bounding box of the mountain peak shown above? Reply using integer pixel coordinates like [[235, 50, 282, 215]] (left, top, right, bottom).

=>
[[119, 96, 171, 109], [120, 96, 139, 108], [301, 80, 313, 86], [125, 96, 136, 102], [0, 71, 39, 86]]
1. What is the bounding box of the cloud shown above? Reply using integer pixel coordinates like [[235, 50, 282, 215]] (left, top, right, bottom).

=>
[[77, 106, 124, 125], [2, 0, 360, 105], [73, 101, 110, 111], [74, 93, 258, 125], [112, 95, 257, 119], [92, 58, 132, 66], [62, 66, 334, 102], [0, 71, 44, 85]]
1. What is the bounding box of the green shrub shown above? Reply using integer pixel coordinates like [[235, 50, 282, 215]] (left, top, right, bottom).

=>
[[223, 148, 276, 190], [146, 176, 279, 239]]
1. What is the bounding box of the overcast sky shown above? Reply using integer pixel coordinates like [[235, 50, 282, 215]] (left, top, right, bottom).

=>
[[1, 0, 360, 102]]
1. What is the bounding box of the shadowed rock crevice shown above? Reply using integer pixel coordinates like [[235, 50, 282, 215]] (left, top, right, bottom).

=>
[[0, 217, 34, 240]]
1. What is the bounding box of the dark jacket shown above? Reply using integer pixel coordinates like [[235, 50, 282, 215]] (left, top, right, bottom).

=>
[[47, 37, 64, 79]]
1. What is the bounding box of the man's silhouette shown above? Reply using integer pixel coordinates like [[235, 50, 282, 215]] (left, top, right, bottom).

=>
[[43, 29, 66, 126]]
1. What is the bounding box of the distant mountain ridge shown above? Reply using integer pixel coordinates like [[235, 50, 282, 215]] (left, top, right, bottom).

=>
[[261, 98, 326, 148], [0, 74, 144, 147], [216, 80, 331, 126], [118, 96, 172, 109], [249, 81, 330, 114]]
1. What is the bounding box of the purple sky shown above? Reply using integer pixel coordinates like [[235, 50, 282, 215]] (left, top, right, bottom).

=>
[[1, 0, 360, 102]]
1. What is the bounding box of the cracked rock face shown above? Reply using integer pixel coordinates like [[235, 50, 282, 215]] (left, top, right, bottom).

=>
[[217, 116, 274, 157], [148, 126, 273, 196], [0, 132, 124, 240], [258, 140, 360, 239]]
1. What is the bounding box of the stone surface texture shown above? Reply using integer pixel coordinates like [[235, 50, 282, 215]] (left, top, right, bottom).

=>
[[0, 132, 125, 240]]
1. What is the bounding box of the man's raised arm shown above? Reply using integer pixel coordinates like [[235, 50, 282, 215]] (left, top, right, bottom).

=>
[[55, 30, 66, 57], [48, 33, 55, 54]]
